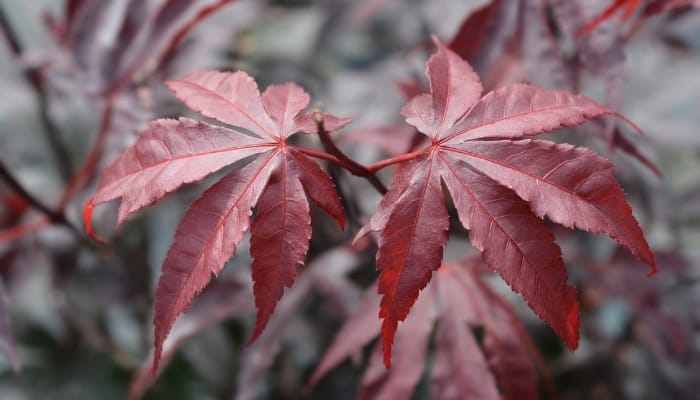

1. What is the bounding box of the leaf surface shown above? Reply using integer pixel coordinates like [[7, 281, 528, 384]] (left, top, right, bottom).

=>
[[375, 154, 449, 366], [310, 260, 549, 400], [88, 70, 346, 371], [91, 118, 272, 226], [362, 36, 654, 365]]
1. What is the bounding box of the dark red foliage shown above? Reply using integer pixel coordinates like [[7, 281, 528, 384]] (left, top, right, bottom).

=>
[[310, 259, 553, 400], [87, 70, 347, 371], [360, 37, 654, 366], [83, 32, 657, 375], [6, 0, 689, 397]]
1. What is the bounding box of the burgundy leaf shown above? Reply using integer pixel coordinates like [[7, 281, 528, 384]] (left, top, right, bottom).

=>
[[113, 0, 237, 85], [88, 70, 346, 372], [439, 156, 579, 349], [449, 0, 500, 63], [521, 0, 576, 92], [311, 259, 548, 399], [443, 84, 617, 143], [128, 275, 254, 400], [452, 139, 655, 270], [364, 36, 654, 365], [166, 70, 280, 139], [454, 264, 544, 400], [90, 117, 272, 226], [308, 284, 382, 388], [261, 83, 311, 138], [358, 158, 425, 236], [402, 39, 482, 140], [153, 153, 277, 371], [431, 268, 500, 400], [248, 154, 311, 343], [480, 299, 540, 399], [360, 283, 437, 400], [375, 154, 449, 366], [290, 149, 345, 229]]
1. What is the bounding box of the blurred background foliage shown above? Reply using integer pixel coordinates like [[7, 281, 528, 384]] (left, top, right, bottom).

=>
[[0, 0, 699, 399]]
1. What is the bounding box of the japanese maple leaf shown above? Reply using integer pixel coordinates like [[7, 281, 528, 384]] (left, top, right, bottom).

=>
[[85, 70, 348, 371], [309, 260, 553, 400], [362, 37, 655, 367], [449, 0, 658, 174]]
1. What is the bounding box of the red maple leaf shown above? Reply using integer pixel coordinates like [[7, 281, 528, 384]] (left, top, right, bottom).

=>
[[310, 259, 554, 400], [361, 37, 656, 367], [84, 70, 348, 371]]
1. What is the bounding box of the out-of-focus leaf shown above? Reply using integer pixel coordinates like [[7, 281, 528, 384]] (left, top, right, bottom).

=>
[[310, 259, 550, 400]]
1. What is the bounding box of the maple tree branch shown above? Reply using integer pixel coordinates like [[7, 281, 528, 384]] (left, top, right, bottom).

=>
[[312, 111, 387, 194], [366, 148, 428, 173], [292, 146, 343, 165], [0, 162, 80, 238], [0, 5, 73, 182], [0, 217, 50, 243]]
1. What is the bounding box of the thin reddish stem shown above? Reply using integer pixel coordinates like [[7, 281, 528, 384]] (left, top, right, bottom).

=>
[[292, 146, 344, 166], [312, 111, 387, 194], [0, 217, 50, 243], [0, 162, 82, 238], [367, 148, 428, 173]]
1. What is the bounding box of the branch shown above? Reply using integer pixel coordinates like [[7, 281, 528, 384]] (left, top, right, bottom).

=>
[[0, 162, 81, 238], [0, 5, 73, 182], [313, 111, 387, 194], [366, 149, 428, 173]]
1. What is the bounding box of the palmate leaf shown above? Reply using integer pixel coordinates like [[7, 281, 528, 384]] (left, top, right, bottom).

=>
[[310, 260, 548, 400], [644, 0, 700, 15], [362, 37, 655, 367], [86, 70, 346, 371]]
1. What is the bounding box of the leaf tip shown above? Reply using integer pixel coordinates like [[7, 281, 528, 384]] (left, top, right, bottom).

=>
[[380, 319, 397, 368], [149, 340, 167, 377], [647, 266, 658, 277], [83, 199, 105, 244], [246, 314, 270, 346], [429, 34, 446, 50], [564, 300, 581, 351]]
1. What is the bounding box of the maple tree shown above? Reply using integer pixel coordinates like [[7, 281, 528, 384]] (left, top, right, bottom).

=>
[[85, 35, 655, 373], [85, 70, 350, 370], [2, 1, 700, 398], [358, 36, 655, 367]]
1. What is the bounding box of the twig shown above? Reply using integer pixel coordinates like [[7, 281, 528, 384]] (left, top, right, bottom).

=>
[[0, 5, 73, 182], [313, 110, 387, 194], [0, 162, 81, 238], [366, 148, 428, 173], [0, 217, 50, 243]]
